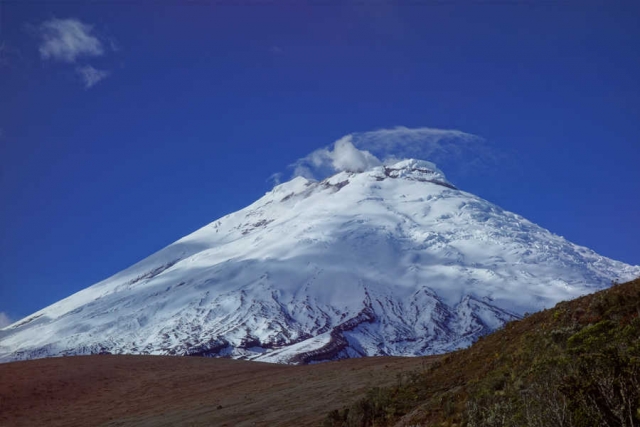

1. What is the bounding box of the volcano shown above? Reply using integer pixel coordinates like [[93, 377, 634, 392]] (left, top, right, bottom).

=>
[[1, 159, 638, 363]]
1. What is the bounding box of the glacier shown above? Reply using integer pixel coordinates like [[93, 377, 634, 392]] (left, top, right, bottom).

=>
[[1, 159, 638, 363]]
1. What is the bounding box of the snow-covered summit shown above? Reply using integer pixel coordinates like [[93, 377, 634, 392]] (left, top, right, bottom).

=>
[[273, 175, 311, 191], [374, 159, 453, 188], [385, 159, 444, 176], [1, 159, 638, 364]]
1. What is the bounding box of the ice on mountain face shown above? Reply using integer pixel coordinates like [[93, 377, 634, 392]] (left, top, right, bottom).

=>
[[385, 159, 443, 176], [1, 159, 638, 364], [372, 160, 454, 189]]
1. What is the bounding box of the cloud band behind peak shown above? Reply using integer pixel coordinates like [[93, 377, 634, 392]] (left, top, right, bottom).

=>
[[291, 126, 487, 182]]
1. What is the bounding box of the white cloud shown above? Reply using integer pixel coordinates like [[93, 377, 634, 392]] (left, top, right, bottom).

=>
[[293, 136, 382, 179], [351, 126, 481, 162], [0, 312, 13, 329], [33, 18, 117, 88], [331, 136, 382, 172], [290, 126, 489, 181], [38, 18, 104, 63], [76, 65, 109, 88], [267, 172, 283, 187]]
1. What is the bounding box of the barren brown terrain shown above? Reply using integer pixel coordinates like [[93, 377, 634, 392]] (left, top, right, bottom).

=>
[[0, 354, 436, 426]]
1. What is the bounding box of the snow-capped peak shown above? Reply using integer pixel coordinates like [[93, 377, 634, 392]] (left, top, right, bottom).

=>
[[270, 175, 312, 196], [368, 158, 455, 189], [1, 158, 638, 364], [386, 158, 442, 174]]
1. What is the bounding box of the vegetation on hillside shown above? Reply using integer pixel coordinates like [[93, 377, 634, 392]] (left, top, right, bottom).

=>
[[324, 278, 640, 427]]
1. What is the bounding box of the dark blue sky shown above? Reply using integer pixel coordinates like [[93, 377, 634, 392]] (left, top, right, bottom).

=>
[[1, 2, 639, 324]]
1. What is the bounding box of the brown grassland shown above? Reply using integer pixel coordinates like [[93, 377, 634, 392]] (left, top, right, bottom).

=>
[[0, 351, 436, 426]]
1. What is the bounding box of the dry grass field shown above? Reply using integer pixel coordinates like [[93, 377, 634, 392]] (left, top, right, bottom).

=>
[[0, 353, 436, 426]]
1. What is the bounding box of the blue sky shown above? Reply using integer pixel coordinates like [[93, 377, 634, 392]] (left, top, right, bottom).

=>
[[1, 2, 639, 325]]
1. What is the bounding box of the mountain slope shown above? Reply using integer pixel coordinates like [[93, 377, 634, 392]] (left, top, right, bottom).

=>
[[1, 159, 638, 363], [324, 277, 640, 427]]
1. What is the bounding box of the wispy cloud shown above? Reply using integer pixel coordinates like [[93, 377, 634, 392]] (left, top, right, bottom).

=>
[[76, 65, 109, 88], [267, 172, 283, 187], [33, 18, 116, 88], [293, 136, 381, 179], [351, 126, 481, 162], [291, 126, 492, 182], [37, 18, 104, 63], [0, 312, 13, 329]]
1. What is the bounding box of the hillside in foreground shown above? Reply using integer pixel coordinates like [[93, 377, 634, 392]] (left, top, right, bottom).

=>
[[324, 277, 640, 427]]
